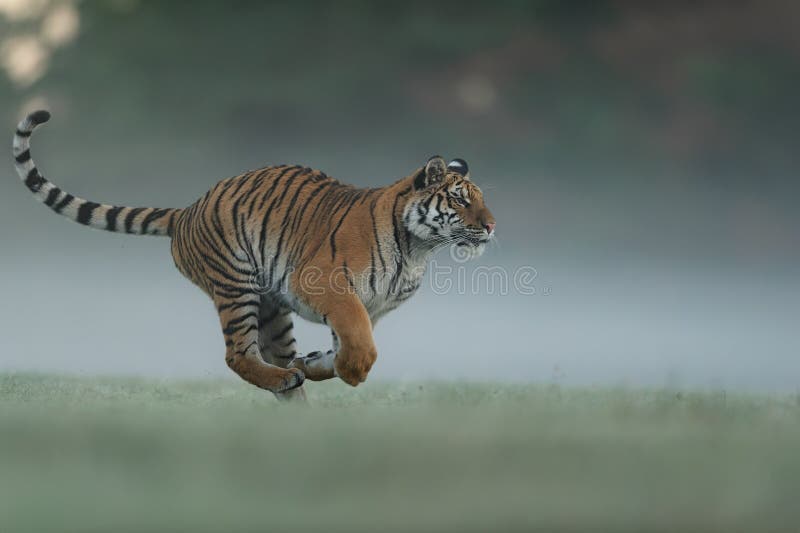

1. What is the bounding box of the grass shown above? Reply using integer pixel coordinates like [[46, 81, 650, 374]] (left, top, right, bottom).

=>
[[1, 374, 800, 532]]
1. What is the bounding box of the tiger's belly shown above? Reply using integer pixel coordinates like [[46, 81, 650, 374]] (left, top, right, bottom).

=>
[[283, 292, 326, 324]]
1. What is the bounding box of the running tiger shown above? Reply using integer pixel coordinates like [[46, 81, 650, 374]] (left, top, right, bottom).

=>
[[12, 111, 496, 400]]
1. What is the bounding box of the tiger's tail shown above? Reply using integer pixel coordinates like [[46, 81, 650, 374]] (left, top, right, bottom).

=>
[[12, 110, 182, 237]]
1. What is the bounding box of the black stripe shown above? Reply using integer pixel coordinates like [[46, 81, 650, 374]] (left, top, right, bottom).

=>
[[389, 186, 413, 294], [225, 311, 259, 329], [288, 178, 332, 237], [217, 299, 260, 313], [140, 208, 168, 234], [230, 188, 255, 264], [261, 168, 306, 286], [287, 181, 342, 264], [329, 189, 363, 260], [197, 250, 252, 285], [43, 187, 61, 207], [413, 168, 426, 190], [202, 206, 247, 268], [343, 260, 356, 290], [24, 168, 45, 192], [211, 281, 252, 296], [167, 210, 178, 236], [223, 323, 258, 337], [15, 129, 31, 138], [124, 207, 146, 233], [370, 195, 387, 274], [227, 173, 252, 199], [267, 172, 319, 279], [53, 194, 74, 213], [206, 201, 244, 264], [271, 324, 293, 341], [195, 217, 253, 276], [239, 210, 258, 267], [423, 192, 437, 211], [15, 150, 30, 163], [255, 167, 300, 264], [306, 180, 341, 222], [277, 172, 320, 240], [286, 180, 335, 264], [245, 173, 267, 219], [257, 165, 299, 212], [304, 187, 351, 259], [76, 201, 100, 225], [242, 341, 259, 355], [213, 287, 249, 300], [369, 249, 377, 294], [191, 223, 250, 281], [106, 206, 123, 231], [280, 172, 320, 231]]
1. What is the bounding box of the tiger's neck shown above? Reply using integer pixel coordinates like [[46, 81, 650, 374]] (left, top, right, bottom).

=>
[[381, 175, 437, 263]]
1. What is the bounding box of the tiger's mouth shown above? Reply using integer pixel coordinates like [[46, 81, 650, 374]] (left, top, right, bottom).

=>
[[456, 235, 489, 248], [453, 238, 487, 259], [455, 229, 491, 247]]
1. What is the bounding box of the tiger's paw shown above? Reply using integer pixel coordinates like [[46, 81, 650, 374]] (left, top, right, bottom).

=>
[[277, 367, 305, 392], [289, 351, 336, 381], [334, 348, 376, 387]]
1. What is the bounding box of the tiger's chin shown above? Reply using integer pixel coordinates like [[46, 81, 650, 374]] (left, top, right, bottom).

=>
[[471, 242, 487, 258], [453, 240, 486, 260]]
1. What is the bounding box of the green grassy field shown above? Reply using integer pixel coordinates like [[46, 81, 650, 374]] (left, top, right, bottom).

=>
[[1, 374, 799, 532]]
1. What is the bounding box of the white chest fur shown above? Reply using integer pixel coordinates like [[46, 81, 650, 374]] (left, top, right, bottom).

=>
[[364, 254, 428, 324]]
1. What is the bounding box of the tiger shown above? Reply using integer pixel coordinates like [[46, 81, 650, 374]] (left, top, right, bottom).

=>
[[12, 110, 496, 401]]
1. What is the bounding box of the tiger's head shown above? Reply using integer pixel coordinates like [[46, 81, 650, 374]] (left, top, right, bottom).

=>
[[404, 155, 496, 257]]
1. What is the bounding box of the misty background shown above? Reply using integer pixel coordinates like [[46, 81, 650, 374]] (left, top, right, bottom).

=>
[[1, 1, 797, 391]]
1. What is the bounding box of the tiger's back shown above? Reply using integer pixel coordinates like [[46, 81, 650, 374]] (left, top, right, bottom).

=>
[[170, 165, 343, 298]]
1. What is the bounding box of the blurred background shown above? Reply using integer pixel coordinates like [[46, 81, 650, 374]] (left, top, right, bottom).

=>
[[1, 0, 798, 391]]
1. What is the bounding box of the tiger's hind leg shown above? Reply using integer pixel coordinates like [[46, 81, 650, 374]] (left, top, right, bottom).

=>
[[258, 302, 307, 402], [214, 294, 304, 394]]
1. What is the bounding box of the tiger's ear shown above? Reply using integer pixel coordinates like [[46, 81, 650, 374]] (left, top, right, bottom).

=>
[[447, 158, 470, 180], [414, 155, 447, 189]]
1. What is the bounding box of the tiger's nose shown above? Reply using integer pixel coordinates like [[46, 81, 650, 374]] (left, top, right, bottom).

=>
[[484, 222, 496, 234]]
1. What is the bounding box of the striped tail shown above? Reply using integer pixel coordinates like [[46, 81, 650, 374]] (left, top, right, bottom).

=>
[[12, 110, 181, 237]]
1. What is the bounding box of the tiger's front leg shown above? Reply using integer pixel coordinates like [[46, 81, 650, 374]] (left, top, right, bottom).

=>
[[325, 295, 377, 386], [290, 293, 376, 386]]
